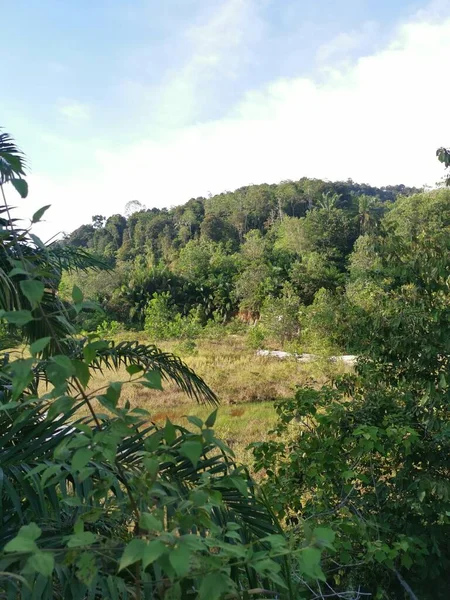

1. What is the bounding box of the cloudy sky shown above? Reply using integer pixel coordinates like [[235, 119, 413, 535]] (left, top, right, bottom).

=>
[[2, 0, 450, 238]]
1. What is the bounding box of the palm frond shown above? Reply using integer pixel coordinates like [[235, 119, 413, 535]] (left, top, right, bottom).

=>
[[76, 339, 218, 404], [0, 131, 27, 185]]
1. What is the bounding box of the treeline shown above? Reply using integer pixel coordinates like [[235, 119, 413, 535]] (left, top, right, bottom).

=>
[[61, 177, 421, 345]]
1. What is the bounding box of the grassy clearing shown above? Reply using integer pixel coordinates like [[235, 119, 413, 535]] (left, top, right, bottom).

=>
[[82, 333, 349, 466]]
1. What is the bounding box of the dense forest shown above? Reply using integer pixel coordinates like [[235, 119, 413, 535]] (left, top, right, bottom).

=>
[[60, 177, 422, 351], [1, 129, 449, 600]]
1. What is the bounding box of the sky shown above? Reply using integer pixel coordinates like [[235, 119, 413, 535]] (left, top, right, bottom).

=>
[[1, 0, 450, 239]]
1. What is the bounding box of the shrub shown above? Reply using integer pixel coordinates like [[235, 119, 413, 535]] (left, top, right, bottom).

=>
[[0, 130, 334, 600], [259, 283, 300, 346], [144, 292, 202, 340], [246, 325, 266, 349]]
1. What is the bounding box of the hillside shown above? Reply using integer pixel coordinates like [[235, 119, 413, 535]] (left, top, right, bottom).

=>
[[60, 177, 421, 341]]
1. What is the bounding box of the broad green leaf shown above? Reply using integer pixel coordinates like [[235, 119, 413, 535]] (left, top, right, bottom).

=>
[[66, 531, 97, 548], [139, 512, 163, 532], [229, 475, 248, 498], [30, 336, 51, 356], [29, 233, 46, 249], [26, 552, 54, 577], [205, 408, 218, 428], [313, 527, 335, 550], [71, 447, 94, 472], [126, 364, 143, 376], [8, 267, 30, 277], [186, 415, 203, 429], [143, 457, 159, 479], [72, 285, 84, 304], [298, 546, 326, 581], [46, 396, 75, 421], [9, 358, 34, 401], [180, 440, 203, 468], [2, 309, 33, 325], [4, 537, 38, 553], [73, 359, 90, 388], [198, 572, 232, 600], [32, 205, 51, 223], [4, 523, 42, 553], [119, 539, 147, 571], [142, 540, 167, 569], [164, 419, 177, 445], [143, 370, 163, 391], [168, 543, 191, 577], [11, 177, 28, 198], [20, 279, 45, 307]]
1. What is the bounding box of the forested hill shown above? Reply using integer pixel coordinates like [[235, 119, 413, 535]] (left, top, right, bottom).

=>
[[61, 176, 422, 329], [64, 177, 420, 259]]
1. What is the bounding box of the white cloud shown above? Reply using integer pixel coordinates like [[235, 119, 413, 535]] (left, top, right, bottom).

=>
[[127, 0, 266, 129], [57, 99, 91, 121], [316, 21, 379, 65], [19, 6, 450, 239]]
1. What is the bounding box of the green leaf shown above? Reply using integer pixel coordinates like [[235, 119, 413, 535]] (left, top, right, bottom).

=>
[[73, 359, 91, 388], [4, 537, 38, 554], [180, 440, 203, 468], [143, 370, 163, 390], [139, 512, 163, 532], [11, 177, 28, 198], [26, 552, 54, 577], [143, 457, 159, 479], [2, 309, 33, 326], [4, 523, 42, 553], [119, 539, 147, 571], [313, 527, 335, 550], [168, 543, 191, 577], [186, 415, 203, 429], [30, 336, 51, 356], [126, 364, 143, 376], [142, 540, 167, 569], [66, 531, 97, 548], [32, 205, 51, 223], [20, 279, 45, 308], [71, 447, 94, 472], [229, 475, 248, 498], [47, 396, 75, 421], [72, 285, 84, 304], [164, 419, 177, 445], [198, 572, 233, 600], [205, 408, 218, 428], [298, 546, 325, 581]]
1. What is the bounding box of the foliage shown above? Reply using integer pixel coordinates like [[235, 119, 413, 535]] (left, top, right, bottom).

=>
[[61, 175, 420, 330], [144, 292, 203, 340], [0, 131, 341, 599], [259, 283, 301, 346], [253, 188, 450, 599]]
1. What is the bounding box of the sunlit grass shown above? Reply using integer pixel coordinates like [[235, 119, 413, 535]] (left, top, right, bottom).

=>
[[80, 333, 349, 467]]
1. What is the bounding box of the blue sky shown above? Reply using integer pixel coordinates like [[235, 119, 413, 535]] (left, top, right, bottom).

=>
[[1, 0, 449, 237]]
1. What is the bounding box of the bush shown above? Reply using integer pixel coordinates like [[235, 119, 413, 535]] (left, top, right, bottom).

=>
[[246, 325, 266, 349], [144, 292, 202, 340], [259, 283, 300, 346], [94, 319, 122, 338], [2, 132, 330, 599], [299, 288, 349, 354]]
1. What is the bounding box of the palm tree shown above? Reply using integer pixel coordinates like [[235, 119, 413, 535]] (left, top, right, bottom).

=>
[[316, 190, 341, 212], [0, 131, 291, 599], [357, 194, 375, 233]]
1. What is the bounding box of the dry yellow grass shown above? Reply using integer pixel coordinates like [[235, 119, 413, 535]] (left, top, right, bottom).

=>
[[81, 333, 348, 466]]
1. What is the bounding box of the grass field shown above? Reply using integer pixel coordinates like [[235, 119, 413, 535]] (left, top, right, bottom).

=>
[[83, 333, 349, 466]]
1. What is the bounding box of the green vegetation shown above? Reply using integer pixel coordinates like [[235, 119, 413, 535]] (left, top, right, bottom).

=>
[[60, 175, 421, 349], [1, 129, 449, 599]]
